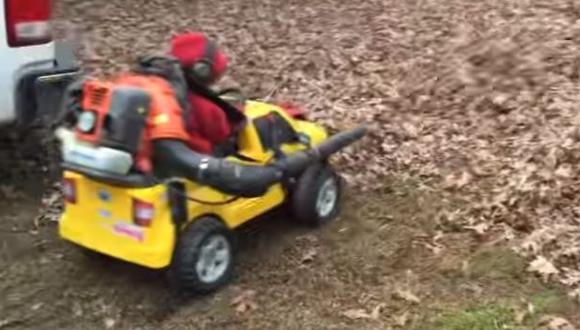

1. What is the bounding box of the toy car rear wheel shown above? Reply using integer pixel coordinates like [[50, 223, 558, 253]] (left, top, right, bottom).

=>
[[169, 217, 235, 294], [291, 163, 342, 227]]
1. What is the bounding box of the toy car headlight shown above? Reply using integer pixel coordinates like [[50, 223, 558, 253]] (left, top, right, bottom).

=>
[[77, 111, 97, 133]]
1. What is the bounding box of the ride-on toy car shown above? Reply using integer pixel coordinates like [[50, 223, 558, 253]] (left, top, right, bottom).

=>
[[56, 80, 366, 294]]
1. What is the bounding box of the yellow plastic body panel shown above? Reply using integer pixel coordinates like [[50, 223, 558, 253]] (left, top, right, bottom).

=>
[[59, 100, 328, 269], [181, 181, 287, 229], [59, 171, 174, 268], [236, 101, 328, 160]]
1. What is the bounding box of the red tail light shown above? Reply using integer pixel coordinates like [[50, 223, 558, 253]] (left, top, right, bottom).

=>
[[5, 0, 52, 47], [133, 199, 154, 227], [62, 178, 76, 204], [278, 102, 307, 119]]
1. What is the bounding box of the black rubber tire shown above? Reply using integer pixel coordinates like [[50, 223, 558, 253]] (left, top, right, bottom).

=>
[[291, 163, 342, 227], [168, 217, 235, 294]]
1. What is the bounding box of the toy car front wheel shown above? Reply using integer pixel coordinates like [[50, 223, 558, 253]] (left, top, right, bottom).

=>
[[169, 217, 235, 294], [291, 163, 342, 227]]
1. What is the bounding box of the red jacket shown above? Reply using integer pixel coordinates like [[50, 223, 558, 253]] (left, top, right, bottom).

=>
[[170, 32, 232, 154], [185, 93, 232, 154]]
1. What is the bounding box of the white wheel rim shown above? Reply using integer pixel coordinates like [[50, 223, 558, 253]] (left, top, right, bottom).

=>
[[316, 176, 338, 218], [195, 234, 231, 284]]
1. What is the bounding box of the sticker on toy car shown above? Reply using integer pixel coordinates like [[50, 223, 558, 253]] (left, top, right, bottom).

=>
[[97, 189, 112, 202], [98, 209, 112, 218], [112, 222, 144, 242]]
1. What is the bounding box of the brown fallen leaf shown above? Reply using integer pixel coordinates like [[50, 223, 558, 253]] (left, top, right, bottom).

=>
[[527, 256, 559, 281], [0, 319, 22, 329], [425, 242, 444, 255], [514, 302, 534, 325], [393, 289, 421, 304], [370, 303, 387, 320], [540, 315, 576, 330], [555, 165, 573, 178], [465, 222, 490, 235], [424, 231, 445, 255], [301, 248, 317, 264], [231, 290, 258, 314], [401, 122, 419, 139], [568, 288, 580, 303], [394, 311, 410, 327], [234, 300, 257, 314], [104, 318, 116, 329], [443, 171, 472, 190], [515, 309, 527, 325], [30, 303, 43, 311], [342, 309, 372, 320]]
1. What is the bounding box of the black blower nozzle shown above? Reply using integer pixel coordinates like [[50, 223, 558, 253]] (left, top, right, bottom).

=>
[[275, 125, 367, 176]]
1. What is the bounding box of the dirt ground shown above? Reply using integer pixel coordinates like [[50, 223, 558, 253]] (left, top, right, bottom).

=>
[[2, 0, 580, 329], [1, 170, 578, 329]]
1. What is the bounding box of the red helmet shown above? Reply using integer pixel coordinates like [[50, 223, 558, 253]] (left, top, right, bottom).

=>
[[169, 32, 228, 84]]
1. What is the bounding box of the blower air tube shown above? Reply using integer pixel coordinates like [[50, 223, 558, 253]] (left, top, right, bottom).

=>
[[152, 126, 367, 198], [274, 126, 368, 176]]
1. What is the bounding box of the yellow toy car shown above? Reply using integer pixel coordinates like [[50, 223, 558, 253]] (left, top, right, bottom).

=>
[[56, 82, 365, 294]]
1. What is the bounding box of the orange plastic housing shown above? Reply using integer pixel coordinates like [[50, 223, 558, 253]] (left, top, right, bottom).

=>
[[75, 80, 113, 144]]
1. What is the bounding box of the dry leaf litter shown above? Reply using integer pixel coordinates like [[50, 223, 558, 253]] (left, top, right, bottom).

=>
[[39, 0, 580, 301]]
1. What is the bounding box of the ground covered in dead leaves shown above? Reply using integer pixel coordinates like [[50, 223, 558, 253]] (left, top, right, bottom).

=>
[[2, 0, 580, 328]]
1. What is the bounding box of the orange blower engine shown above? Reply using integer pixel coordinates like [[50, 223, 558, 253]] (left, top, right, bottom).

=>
[[59, 77, 155, 177]]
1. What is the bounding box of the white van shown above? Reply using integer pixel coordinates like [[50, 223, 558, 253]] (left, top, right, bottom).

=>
[[0, 0, 79, 127]]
